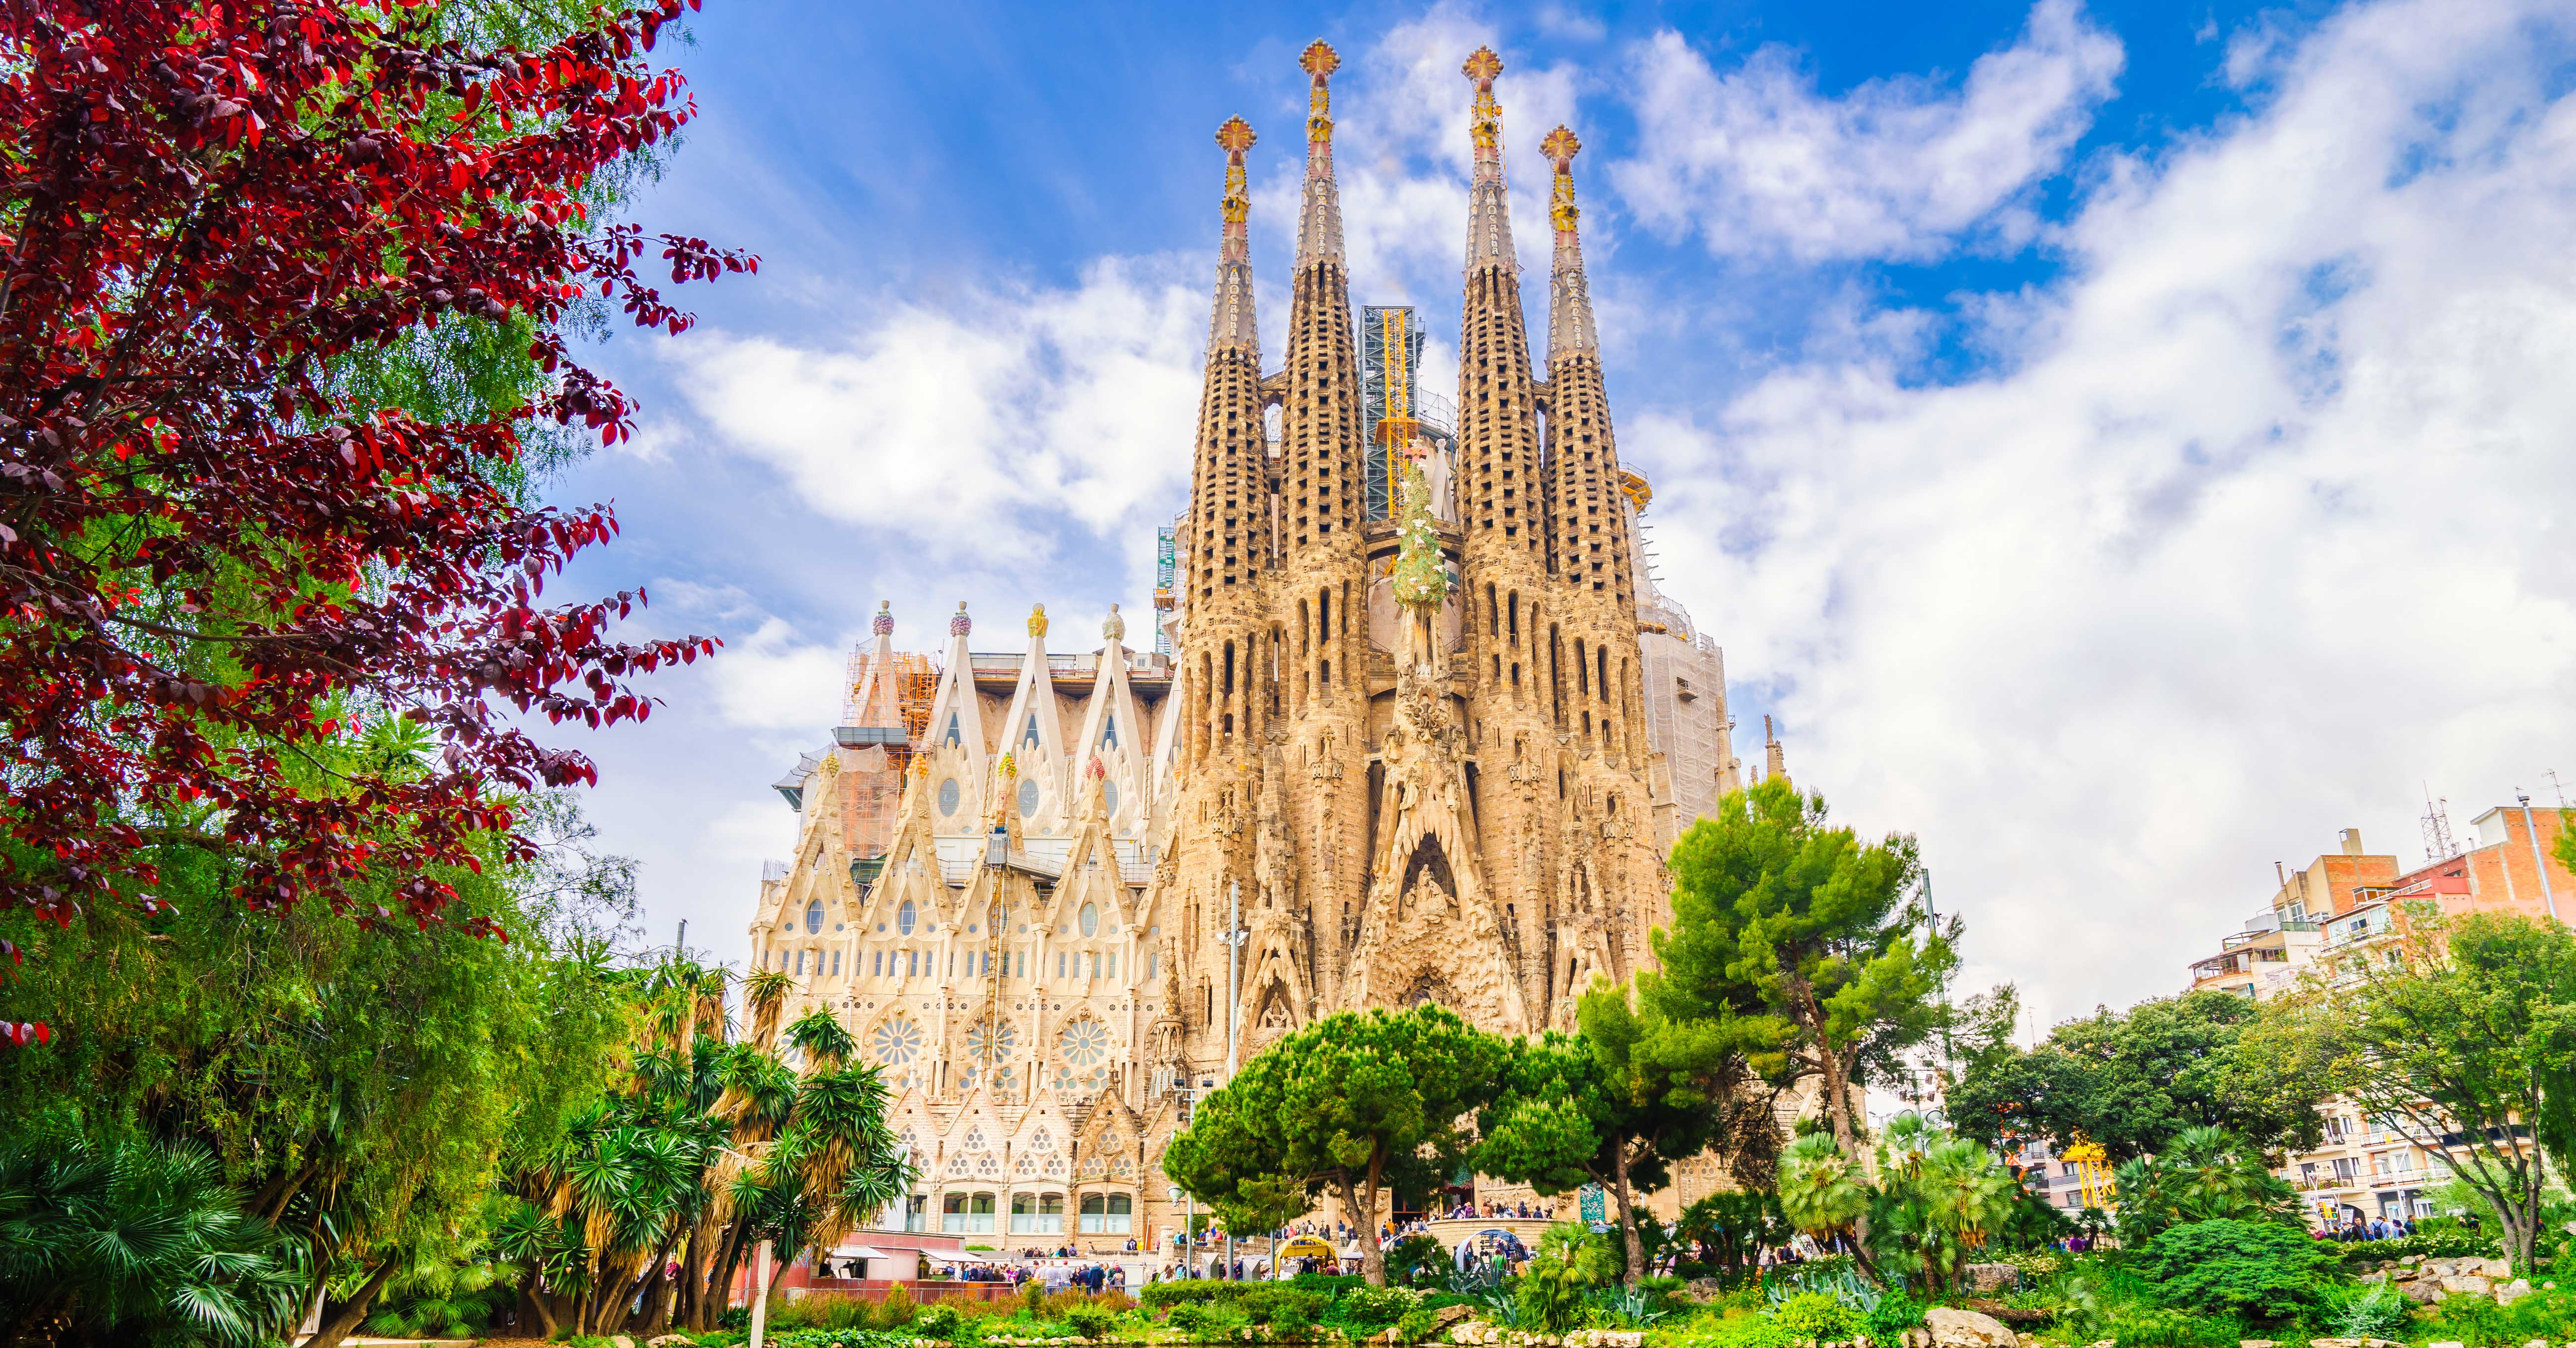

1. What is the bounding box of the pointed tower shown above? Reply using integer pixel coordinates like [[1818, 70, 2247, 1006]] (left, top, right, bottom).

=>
[[1451, 47, 1563, 1021], [1181, 116, 1272, 771], [1162, 116, 1273, 1077], [1274, 41, 1374, 1016], [1540, 125, 1646, 768]]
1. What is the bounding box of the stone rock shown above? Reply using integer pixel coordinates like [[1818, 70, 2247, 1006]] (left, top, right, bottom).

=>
[[2498, 1279, 2534, 1307], [2308, 1338, 2362, 1348], [1429, 1305, 1474, 1331], [2428, 1341, 2465, 1348], [2400, 1281, 2445, 1305], [2358, 1272, 2390, 1285], [1685, 1277, 1729, 1304], [2441, 1276, 2494, 1295], [611, 1337, 636, 1348], [1964, 1263, 2024, 1293], [2242, 1339, 2279, 1348], [1925, 1307, 2019, 1348], [2401, 1254, 2424, 1266], [2483, 1258, 2515, 1279], [648, 1338, 696, 1348]]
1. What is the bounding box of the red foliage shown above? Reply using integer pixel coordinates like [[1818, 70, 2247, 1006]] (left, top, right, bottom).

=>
[[0, 0, 750, 994]]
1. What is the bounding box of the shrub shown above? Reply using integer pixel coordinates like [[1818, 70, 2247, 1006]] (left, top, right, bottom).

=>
[[880, 1283, 918, 1327], [2140, 1219, 2343, 1323], [2097, 1304, 2246, 1348], [1169, 1300, 1248, 1338], [1649, 1309, 1795, 1348], [2336, 1227, 2501, 1264], [1765, 1290, 1860, 1342], [1337, 1284, 1426, 1329], [1387, 1234, 1453, 1289], [1064, 1301, 1121, 1340], [1234, 1286, 1327, 1326], [2316, 1282, 2411, 1341], [916, 1304, 967, 1341], [1862, 1292, 1926, 1341], [1140, 1280, 1214, 1310]]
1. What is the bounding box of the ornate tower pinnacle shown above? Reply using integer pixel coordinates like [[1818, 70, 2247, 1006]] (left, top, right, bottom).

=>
[[1209, 116, 1259, 355], [1464, 46, 1515, 272], [1295, 41, 1346, 268], [1542, 125, 1598, 363]]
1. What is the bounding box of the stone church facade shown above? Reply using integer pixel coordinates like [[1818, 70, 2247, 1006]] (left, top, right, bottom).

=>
[[746, 44, 1746, 1252]]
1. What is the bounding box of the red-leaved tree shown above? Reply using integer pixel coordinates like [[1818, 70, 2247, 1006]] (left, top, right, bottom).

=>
[[0, 0, 751, 1046]]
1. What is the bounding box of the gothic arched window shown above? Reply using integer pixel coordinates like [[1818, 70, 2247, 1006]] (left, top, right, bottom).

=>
[[805, 900, 824, 934]]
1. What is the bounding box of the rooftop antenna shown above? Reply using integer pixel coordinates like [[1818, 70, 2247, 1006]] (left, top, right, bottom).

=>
[[2421, 785, 2460, 863], [2547, 768, 2567, 808]]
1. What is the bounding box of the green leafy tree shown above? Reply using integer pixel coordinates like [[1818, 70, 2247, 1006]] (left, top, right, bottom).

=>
[[1475, 984, 1764, 1285], [1648, 780, 1953, 1158], [1163, 1004, 1508, 1286], [0, 790, 636, 1347], [2260, 911, 2576, 1268], [1949, 991, 2325, 1159]]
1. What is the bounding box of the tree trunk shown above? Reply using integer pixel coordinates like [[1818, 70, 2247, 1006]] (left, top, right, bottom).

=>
[[304, 1256, 399, 1348], [701, 1221, 753, 1328], [1341, 1167, 1386, 1288], [1611, 1142, 1646, 1288], [675, 1209, 719, 1328], [625, 1231, 680, 1334], [517, 1278, 560, 1340]]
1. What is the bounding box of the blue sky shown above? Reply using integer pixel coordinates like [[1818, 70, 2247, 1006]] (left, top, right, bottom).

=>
[[542, 0, 2576, 1030]]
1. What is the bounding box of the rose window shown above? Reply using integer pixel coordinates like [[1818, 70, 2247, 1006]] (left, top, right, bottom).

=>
[[871, 1015, 924, 1066], [966, 1019, 1017, 1063], [1059, 1019, 1110, 1066]]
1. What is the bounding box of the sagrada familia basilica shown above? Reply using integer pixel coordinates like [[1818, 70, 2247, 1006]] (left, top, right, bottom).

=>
[[745, 44, 1776, 1250]]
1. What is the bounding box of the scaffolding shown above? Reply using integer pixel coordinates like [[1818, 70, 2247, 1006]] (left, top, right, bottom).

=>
[[1154, 525, 1177, 656], [1360, 305, 1455, 520]]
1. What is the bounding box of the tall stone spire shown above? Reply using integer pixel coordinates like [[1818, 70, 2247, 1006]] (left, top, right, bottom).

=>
[[1542, 126, 1598, 363], [1182, 116, 1270, 771], [1454, 46, 1543, 568], [1541, 122, 1631, 613], [1464, 46, 1517, 274], [1208, 116, 1259, 356], [1294, 41, 1346, 270]]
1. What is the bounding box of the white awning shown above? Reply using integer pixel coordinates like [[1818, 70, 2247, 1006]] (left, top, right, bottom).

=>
[[935, 1248, 995, 1263], [829, 1245, 896, 1260]]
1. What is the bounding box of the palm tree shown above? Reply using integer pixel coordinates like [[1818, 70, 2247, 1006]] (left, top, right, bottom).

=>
[[1777, 1131, 1874, 1276]]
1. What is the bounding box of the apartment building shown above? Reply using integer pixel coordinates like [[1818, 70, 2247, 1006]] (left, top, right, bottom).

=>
[[2180, 803, 2571, 1226]]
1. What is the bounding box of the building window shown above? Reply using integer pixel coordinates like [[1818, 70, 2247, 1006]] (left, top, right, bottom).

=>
[[1058, 952, 1067, 979], [1104, 779, 1119, 812], [806, 900, 825, 934], [873, 951, 883, 976], [1080, 1193, 1132, 1234], [831, 950, 841, 976], [907, 950, 918, 977], [1079, 902, 1100, 937], [939, 778, 960, 816], [1108, 950, 1118, 978], [898, 900, 917, 936], [904, 1194, 926, 1232], [1013, 1192, 1066, 1233], [1019, 779, 1040, 817], [794, 950, 806, 976], [942, 1192, 996, 1233]]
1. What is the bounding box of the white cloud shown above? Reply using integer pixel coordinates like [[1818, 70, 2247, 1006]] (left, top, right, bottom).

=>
[[1630, 0, 2576, 1027], [659, 256, 1208, 561], [1610, 0, 2124, 261]]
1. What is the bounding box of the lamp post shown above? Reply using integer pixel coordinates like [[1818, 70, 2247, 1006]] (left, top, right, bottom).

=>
[[1219, 879, 1251, 1281]]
